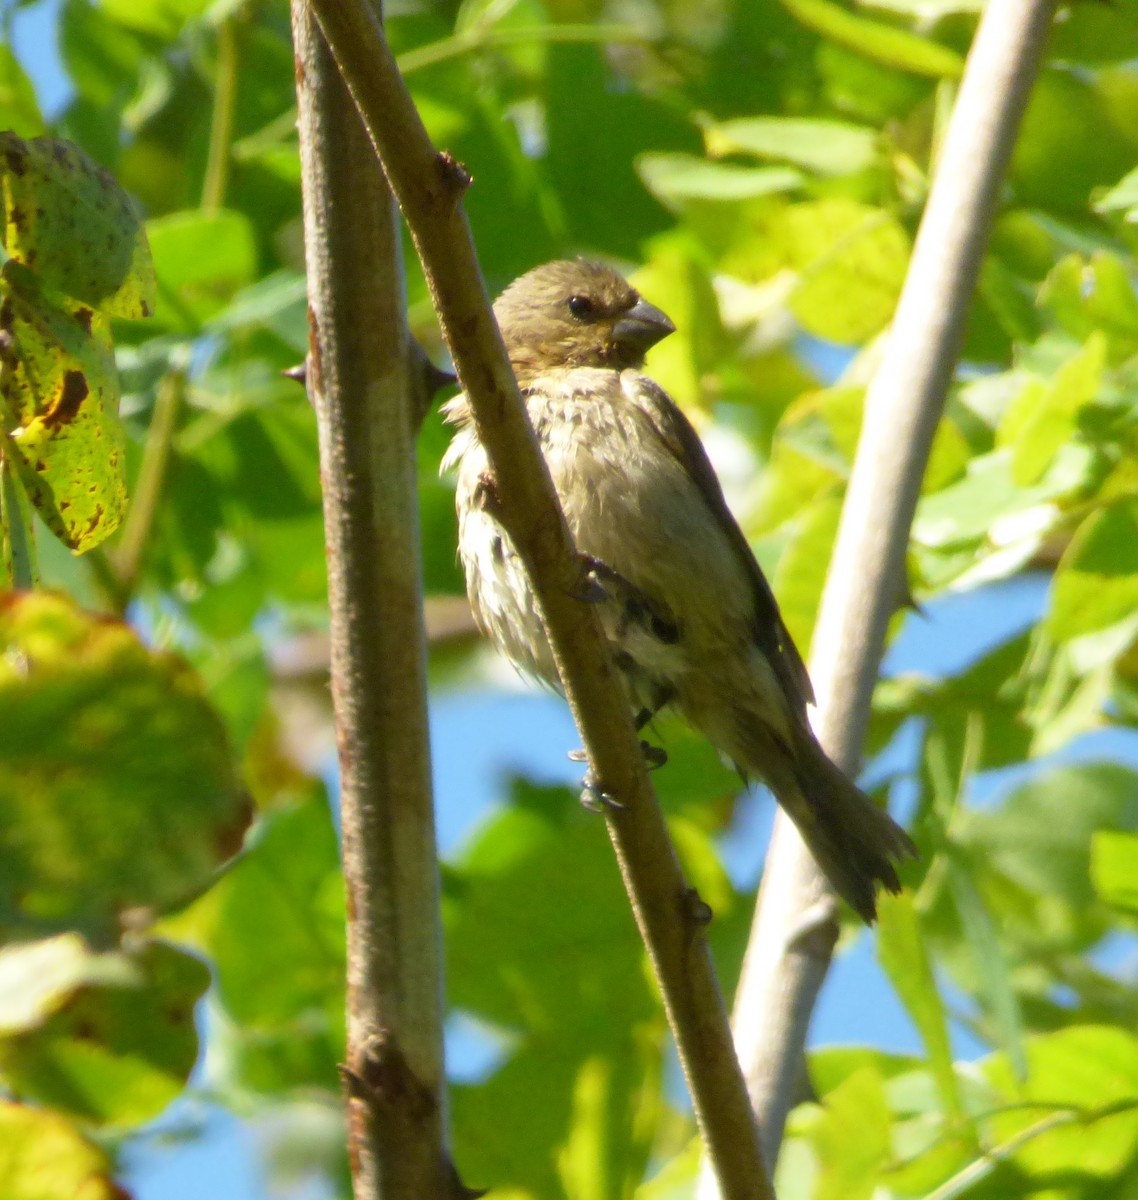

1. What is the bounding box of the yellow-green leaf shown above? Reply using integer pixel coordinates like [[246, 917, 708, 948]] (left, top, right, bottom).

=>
[[0, 1101, 120, 1200], [0, 591, 252, 943], [0, 274, 126, 551], [0, 132, 155, 319]]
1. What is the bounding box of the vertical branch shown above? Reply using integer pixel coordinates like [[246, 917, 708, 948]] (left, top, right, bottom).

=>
[[702, 0, 1059, 1186], [291, 6, 449, 1199]]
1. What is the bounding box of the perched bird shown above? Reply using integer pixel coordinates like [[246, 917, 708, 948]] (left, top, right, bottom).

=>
[[443, 259, 915, 922]]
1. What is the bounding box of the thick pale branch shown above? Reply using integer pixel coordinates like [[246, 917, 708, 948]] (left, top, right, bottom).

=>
[[304, 2, 774, 1196], [291, 6, 448, 1199], [703, 0, 1059, 1187]]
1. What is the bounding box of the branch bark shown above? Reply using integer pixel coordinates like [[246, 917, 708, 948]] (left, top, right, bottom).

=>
[[302, 2, 774, 1196], [700, 0, 1059, 1188], [291, 7, 449, 1198]]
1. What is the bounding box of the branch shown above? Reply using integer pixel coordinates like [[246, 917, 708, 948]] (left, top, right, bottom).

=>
[[291, 6, 449, 1199], [700, 0, 1059, 1186], [303, 2, 774, 1196]]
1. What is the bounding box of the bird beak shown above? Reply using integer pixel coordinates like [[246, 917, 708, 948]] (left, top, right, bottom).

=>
[[613, 298, 675, 354]]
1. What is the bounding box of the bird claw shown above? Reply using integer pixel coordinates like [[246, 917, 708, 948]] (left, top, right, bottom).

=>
[[641, 740, 668, 770], [579, 771, 623, 813], [569, 554, 611, 603], [568, 741, 667, 770]]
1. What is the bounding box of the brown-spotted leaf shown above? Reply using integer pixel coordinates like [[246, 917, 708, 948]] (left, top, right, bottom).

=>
[[0, 271, 126, 550], [0, 591, 253, 943], [0, 132, 155, 319], [0, 1101, 123, 1200], [0, 935, 208, 1127]]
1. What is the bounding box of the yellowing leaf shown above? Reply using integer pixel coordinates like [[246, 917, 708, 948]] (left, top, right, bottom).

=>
[[0, 1102, 119, 1200], [0, 132, 154, 319], [0, 591, 252, 942], [0, 278, 126, 551]]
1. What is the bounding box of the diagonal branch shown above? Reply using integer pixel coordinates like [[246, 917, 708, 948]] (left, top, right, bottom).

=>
[[701, 0, 1060, 1187], [302, 2, 775, 1196], [291, 6, 449, 1198]]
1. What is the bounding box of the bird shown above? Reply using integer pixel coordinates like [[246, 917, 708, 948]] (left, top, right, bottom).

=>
[[442, 259, 915, 922]]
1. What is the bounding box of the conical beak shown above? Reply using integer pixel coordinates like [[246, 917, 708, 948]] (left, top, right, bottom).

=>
[[612, 298, 675, 354]]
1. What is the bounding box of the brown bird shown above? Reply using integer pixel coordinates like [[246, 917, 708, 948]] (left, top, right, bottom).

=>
[[443, 259, 915, 922]]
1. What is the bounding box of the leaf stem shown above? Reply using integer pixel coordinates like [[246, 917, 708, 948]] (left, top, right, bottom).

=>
[[201, 16, 240, 212], [395, 22, 658, 75], [111, 368, 185, 607], [0, 449, 36, 589]]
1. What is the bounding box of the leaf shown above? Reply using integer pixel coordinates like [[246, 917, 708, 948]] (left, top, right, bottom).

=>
[[783, 199, 910, 343], [945, 856, 1027, 1080], [704, 116, 878, 176], [1047, 500, 1138, 645], [773, 493, 841, 655], [637, 153, 804, 205], [97, 0, 217, 38], [1091, 830, 1138, 917], [0, 279, 127, 551], [0, 46, 45, 139], [0, 936, 208, 1125], [0, 591, 252, 942], [0, 132, 155, 319], [809, 1067, 892, 1200], [1096, 165, 1138, 221], [984, 1027, 1138, 1183], [0, 134, 155, 552], [779, 0, 964, 78], [160, 789, 345, 1096], [0, 1101, 120, 1200], [997, 332, 1104, 485], [145, 207, 258, 330], [877, 890, 963, 1118]]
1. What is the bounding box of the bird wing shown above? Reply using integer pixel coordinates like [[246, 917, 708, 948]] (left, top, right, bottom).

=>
[[625, 375, 816, 713]]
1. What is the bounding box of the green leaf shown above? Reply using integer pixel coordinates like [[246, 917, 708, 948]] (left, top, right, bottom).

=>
[[779, 0, 964, 78], [945, 856, 1027, 1080], [1048, 500, 1138, 645], [160, 789, 345, 1095], [0, 936, 208, 1125], [146, 208, 258, 330], [0, 46, 45, 138], [783, 199, 910, 343], [877, 891, 964, 1117], [704, 116, 878, 176], [984, 1027, 1138, 1183], [637, 153, 804, 205], [0, 133, 155, 319], [0, 1101, 120, 1200], [1091, 830, 1138, 917], [97, 0, 217, 38], [997, 332, 1104, 485], [1096, 165, 1138, 221], [809, 1067, 892, 1200], [773, 493, 841, 655], [0, 591, 252, 942]]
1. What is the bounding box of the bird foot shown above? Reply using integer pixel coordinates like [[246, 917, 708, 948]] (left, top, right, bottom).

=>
[[567, 741, 667, 770], [579, 771, 623, 813]]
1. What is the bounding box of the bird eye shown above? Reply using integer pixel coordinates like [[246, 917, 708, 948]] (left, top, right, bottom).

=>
[[567, 294, 594, 320]]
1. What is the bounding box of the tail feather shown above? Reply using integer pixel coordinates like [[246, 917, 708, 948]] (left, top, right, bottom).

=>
[[766, 734, 916, 923]]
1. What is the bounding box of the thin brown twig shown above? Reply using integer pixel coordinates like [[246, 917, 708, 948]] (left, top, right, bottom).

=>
[[303, 1, 775, 1196]]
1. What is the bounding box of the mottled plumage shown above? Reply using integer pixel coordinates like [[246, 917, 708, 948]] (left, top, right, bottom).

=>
[[443, 260, 914, 921]]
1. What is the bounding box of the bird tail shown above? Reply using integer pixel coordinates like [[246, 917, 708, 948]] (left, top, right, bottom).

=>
[[758, 730, 916, 923]]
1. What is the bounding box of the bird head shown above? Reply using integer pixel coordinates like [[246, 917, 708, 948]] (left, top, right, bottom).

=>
[[494, 260, 675, 384]]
